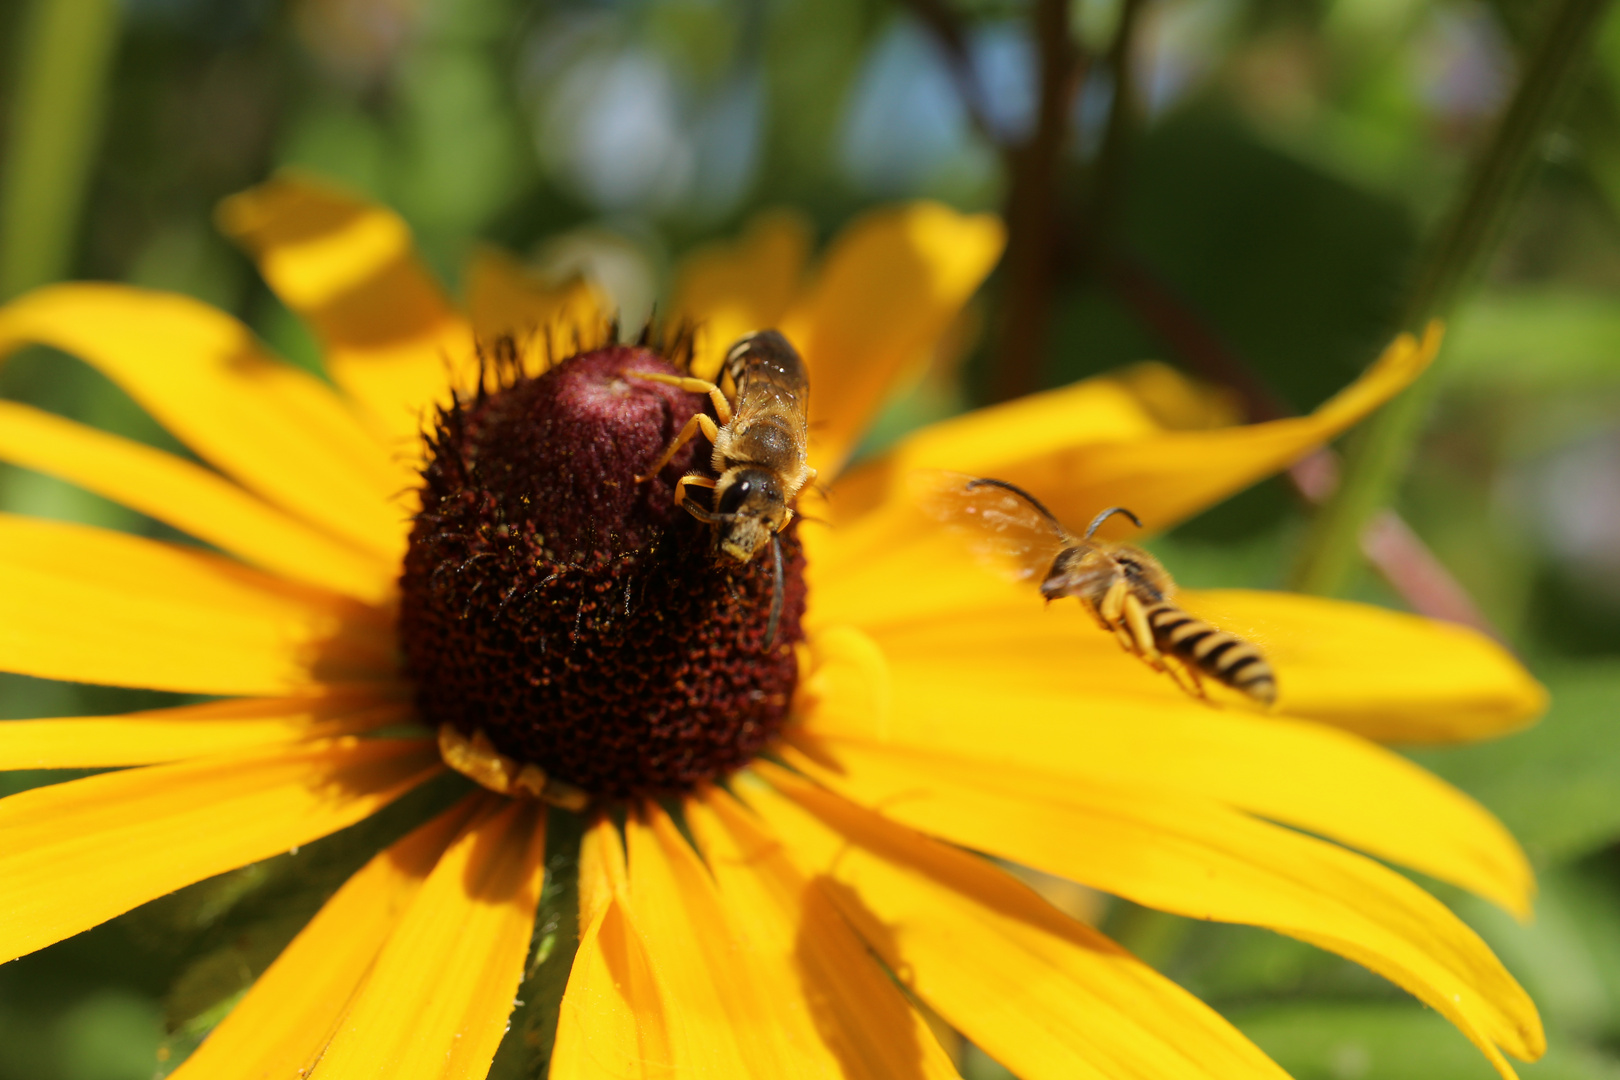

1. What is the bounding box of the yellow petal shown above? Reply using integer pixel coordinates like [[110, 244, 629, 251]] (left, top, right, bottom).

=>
[[743, 769, 1289, 1080], [552, 816, 677, 1080], [576, 811, 629, 930], [0, 283, 405, 561], [1178, 590, 1547, 742], [1103, 361, 1244, 431], [464, 247, 611, 371], [217, 173, 475, 445], [799, 623, 1531, 914], [310, 797, 546, 1080], [810, 523, 1542, 745], [945, 322, 1438, 532], [0, 400, 394, 602], [822, 324, 1439, 577], [618, 803, 798, 1075], [826, 371, 1166, 529], [0, 736, 440, 963], [669, 210, 812, 380], [685, 789, 962, 1080], [0, 692, 410, 769], [780, 740, 1542, 1078], [779, 202, 1004, 476], [0, 514, 396, 695], [171, 797, 480, 1080]]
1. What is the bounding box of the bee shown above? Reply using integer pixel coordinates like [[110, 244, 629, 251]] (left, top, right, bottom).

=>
[[921, 473, 1276, 706], [631, 329, 817, 641]]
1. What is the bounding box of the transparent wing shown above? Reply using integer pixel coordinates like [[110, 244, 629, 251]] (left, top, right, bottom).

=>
[[912, 470, 1072, 583]]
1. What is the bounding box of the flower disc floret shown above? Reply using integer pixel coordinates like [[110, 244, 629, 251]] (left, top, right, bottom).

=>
[[399, 344, 806, 799]]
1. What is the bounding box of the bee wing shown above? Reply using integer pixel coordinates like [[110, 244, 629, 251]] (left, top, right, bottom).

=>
[[913, 470, 1071, 583]]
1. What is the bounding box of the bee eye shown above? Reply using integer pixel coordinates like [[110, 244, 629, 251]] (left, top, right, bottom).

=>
[[718, 480, 750, 516]]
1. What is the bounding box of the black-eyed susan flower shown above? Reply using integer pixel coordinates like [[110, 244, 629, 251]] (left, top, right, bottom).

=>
[[0, 173, 1546, 1079]]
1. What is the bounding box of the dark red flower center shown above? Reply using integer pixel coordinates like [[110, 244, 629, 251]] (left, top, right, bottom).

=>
[[398, 343, 806, 801]]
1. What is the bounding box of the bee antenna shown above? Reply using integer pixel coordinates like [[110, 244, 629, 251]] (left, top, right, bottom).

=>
[[964, 477, 1066, 539], [766, 534, 785, 650], [1083, 506, 1143, 541]]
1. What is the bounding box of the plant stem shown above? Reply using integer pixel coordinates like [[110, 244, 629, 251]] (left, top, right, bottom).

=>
[[0, 0, 122, 300], [988, 0, 1080, 403], [1290, 0, 1615, 597], [899, 0, 1002, 145]]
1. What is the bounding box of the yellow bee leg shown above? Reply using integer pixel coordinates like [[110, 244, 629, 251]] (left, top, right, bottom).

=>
[[1155, 657, 1205, 700], [1177, 658, 1208, 699], [674, 473, 717, 513], [1121, 594, 1163, 665], [636, 412, 722, 482], [1099, 578, 1129, 626], [1078, 598, 1114, 632], [626, 371, 734, 424]]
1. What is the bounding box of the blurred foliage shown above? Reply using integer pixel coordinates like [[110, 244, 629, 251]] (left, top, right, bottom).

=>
[[4, 0, 1620, 1077]]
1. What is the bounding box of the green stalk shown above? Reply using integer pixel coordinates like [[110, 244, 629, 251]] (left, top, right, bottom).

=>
[[1291, 0, 1615, 596], [0, 0, 122, 300]]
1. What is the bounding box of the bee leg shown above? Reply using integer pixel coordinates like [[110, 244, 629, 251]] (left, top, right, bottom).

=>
[[1121, 594, 1162, 664], [674, 474, 717, 515], [637, 413, 722, 482], [1177, 658, 1208, 699], [1077, 598, 1113, 633], [1122, 593, 1206, 701], [1098, 578, 1129, 625], [626, 372, 735, 424], [1122, 593, 1187, 693], [1157, 657, 1205, 701]]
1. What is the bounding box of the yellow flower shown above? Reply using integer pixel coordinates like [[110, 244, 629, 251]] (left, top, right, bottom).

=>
[[0, 174, 1546, 1080]]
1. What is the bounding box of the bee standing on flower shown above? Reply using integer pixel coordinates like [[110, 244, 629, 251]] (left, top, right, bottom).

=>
[[922, 472, 1278, 705], [632, 329, 817, 642]]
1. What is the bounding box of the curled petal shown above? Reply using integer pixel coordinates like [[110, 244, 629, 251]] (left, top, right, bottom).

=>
[[825, 325, 1440, 569]]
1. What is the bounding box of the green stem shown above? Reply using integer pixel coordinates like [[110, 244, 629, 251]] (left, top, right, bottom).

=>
[[1291, 0, 1615, 597], [0, 0, 122, 300]]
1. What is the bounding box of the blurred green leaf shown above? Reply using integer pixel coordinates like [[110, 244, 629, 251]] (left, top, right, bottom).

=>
[[1448, 291, 1620, 389], [1232, 1001, 1620, 1080], [1411, 661, 1620, 864], [1107, 108, 1417, 411], [146, 773, 470, 1069], [1458, 860, 1620, 1041]]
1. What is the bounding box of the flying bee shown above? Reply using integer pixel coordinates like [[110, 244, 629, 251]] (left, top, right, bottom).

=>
[[920, 472, 1277, 706], [630, 329, 817, 643]]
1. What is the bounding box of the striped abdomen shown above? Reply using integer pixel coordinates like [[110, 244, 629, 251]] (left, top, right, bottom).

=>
[[1146, 603, 1276, 705]]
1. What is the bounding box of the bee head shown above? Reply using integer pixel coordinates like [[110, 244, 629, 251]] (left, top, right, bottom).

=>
[[1040, 545, 1120, 603], [713, 466, 788, 561]]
